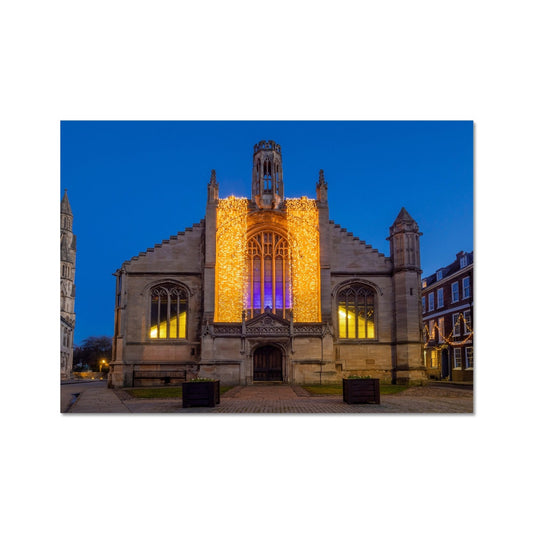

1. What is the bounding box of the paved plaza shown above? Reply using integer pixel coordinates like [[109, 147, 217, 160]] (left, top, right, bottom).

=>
[[64, 382, 473, 414]]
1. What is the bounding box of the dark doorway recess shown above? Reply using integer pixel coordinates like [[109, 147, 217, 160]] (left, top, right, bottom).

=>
[[441, 349, 450, 379], [253, 345, 283, 381]]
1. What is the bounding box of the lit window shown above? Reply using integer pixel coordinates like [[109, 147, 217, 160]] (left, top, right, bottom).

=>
[[451, 282, 459, 303], [462, 277, 471, 298], [338, 284, 375, 339], [422, 280, 427, 288], [453, 348, 462, 368], [431, 351, 439, 368], [437, 288, 444, 308], [428, 292, 434, 311], [246, 231, 291, 319], [149, 283, 187, 339]]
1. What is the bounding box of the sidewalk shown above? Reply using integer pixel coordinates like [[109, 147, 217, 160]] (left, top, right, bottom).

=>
[[66, 383, 473, 414], [69, 385, 130, 413]]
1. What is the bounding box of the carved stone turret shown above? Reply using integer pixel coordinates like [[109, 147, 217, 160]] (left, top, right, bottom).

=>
[[316, 169, 328, 205], [60, 189, 76, 380], [60, 190, 76, 326], [388, 207, 422, 272], [207, 169, 219, 204], [252, 140, 283, 209], [387, 207, 426, 385]]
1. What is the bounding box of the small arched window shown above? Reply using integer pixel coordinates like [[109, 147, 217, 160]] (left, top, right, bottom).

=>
[[149, 283, 187, 339], [337, 284, 375, 339]]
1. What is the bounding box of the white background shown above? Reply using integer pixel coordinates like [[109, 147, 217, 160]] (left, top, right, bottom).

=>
[[1, 1, 531, 532]]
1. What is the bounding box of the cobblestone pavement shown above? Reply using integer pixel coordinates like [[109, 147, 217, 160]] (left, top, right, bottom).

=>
[[68, 383, 473, 414]]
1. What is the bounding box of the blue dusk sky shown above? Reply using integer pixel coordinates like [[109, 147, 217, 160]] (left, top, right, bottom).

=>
[[61, 121, 473, 345]]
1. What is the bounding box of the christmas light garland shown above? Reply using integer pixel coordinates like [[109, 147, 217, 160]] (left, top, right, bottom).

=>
[[214, 196, 248, 322], [286, 197, 321, 322], [424, 312, 474, 347]]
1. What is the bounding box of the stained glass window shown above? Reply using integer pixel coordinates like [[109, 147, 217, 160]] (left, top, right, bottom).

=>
[[246, 231, 291, 319]]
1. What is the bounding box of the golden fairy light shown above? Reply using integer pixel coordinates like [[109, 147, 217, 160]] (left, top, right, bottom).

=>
[[215, 196, 249, 322], [424, 312, 473, 347], [286, 197, 321, 322]]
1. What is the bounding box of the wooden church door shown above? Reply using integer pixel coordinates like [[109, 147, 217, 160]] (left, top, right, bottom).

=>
[[253, 345, 283, 381]]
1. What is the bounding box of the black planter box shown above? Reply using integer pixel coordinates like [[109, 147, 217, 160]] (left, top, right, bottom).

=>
[[343, 378, 380, 404], [182, 380, 220, 408]]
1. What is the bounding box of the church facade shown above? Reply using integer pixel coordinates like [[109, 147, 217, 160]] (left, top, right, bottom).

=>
[[109, 141, 426, 387]]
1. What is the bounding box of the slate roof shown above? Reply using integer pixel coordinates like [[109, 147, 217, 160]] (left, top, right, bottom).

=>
[[422, 251, 473, 288]]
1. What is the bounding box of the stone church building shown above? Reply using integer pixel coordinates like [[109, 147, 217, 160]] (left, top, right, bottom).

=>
[[109, 140, 426, 387], [61, 190, 76, 379]]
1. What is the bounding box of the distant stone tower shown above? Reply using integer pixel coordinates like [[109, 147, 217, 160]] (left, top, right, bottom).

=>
[[60, 190, 76, 379], [252, 140, 284, 209], [388, 207, 426, 384]]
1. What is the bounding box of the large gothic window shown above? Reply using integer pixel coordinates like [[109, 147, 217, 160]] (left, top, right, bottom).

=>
[[337, 284, 375, 339], [246, 231, 291, 319], [149, 283, 187, 339]]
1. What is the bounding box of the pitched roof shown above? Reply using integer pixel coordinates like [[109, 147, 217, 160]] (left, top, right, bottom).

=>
[[393, 207, 414, 224], [422, 251, 473, 287]]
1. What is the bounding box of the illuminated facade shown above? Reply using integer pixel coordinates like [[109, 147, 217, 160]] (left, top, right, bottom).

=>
[[109, 141, 426, 387]]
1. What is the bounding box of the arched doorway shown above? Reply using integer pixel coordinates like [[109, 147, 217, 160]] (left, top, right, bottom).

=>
[[253, 345, 283, 382]]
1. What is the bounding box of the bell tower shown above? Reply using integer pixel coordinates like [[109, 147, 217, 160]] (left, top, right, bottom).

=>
[[252, 140, 283, 209]]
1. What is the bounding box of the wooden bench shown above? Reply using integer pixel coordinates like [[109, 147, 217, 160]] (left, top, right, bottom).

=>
[[133, 370, 186, 386]]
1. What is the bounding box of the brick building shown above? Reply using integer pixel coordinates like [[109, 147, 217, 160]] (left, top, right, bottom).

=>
[[109, 140, 426, 387], [421, 251, 473, 382]]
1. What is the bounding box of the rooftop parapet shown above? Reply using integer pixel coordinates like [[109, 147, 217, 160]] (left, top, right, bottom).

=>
[[253, 140, 282, 154]]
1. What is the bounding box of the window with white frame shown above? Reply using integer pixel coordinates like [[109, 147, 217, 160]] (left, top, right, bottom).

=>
[[462, 277, 471, 299], [460, 255, 467, 268], [421, 296, 426, 313], [463, 310, 472, 334], [438, 317, 445, 342], [436, 270, 443, 281], [451, 282, 459, 303], [437, 288, 444, 308], [453, 348, 462, 368], [431, 350, 439, 368], [466, 347, 474, 368], [429, 319, 436, 340], [452, 313, 461, 336], [428, 292, 434, 311]]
